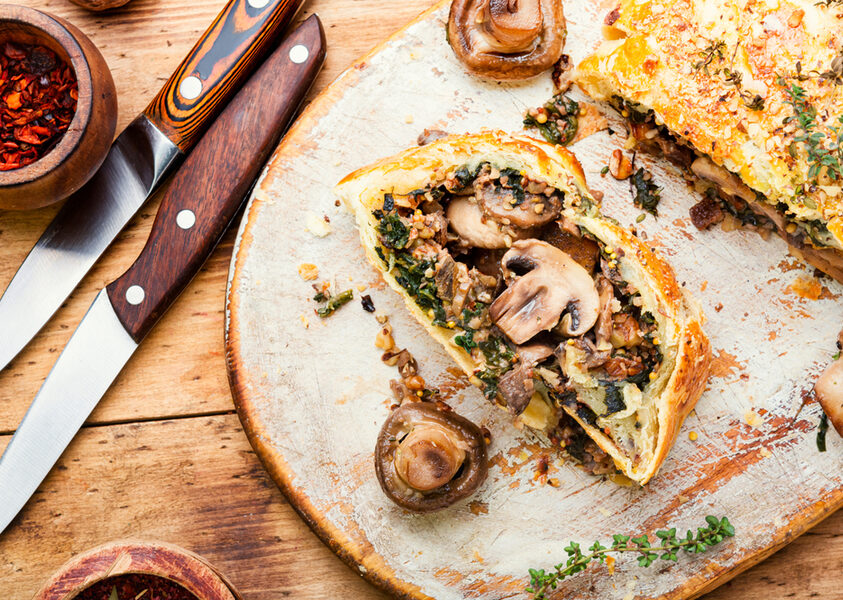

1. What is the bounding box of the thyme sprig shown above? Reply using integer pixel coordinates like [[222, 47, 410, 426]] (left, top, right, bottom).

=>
[[780, 79, 843, 184], [693, 39, 727, 74], [526, 516, 735, 600], [693, 40, 765, 110]]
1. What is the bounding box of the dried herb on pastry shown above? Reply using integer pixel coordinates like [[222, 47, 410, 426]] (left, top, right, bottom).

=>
[[447, 0, 566, 80], [337, 131, 711, 485]]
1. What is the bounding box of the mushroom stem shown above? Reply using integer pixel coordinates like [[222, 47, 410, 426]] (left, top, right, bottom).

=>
[[394, 424, 467, 491], [375, 402, 489, 512], [484, 0, 543, 52]]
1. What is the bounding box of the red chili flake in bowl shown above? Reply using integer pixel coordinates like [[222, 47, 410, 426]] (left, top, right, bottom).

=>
[[0, 41, 78, 171], [73, 573, 199, 600]]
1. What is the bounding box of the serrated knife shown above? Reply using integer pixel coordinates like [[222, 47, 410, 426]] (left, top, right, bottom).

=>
[[0, 14, 326, 535], [0, 0, 306, 373]]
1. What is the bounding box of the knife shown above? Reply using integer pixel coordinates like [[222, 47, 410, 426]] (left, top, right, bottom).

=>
[[0, 0, 306, 373], [0, 14, 326, 535]]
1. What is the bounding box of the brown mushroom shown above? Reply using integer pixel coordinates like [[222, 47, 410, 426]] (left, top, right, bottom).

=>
[[447, 196, 523, 248], [447, 0, 566, 80], [474, 177, 562, 229], [375, 402, 488, 512], [690, 156, 756, 204], [490, 240, 600, 344], [593, 276, 615, 348], [814, 358, 843, 437]]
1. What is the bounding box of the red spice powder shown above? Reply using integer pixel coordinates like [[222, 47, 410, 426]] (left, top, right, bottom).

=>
[[73, 573, 199, 600], [0, 41, 78, 171]]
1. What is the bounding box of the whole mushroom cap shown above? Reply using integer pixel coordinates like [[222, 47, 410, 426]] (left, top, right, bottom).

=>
[[447, 0, 566, 81], [375, 402, 489, 512]]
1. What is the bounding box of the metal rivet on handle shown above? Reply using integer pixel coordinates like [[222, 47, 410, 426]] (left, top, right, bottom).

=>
[[126, 285, 145, 306], [289, 45, 309, 64], [248, 0, 271, 7], [179, 76, 203, 100], [176, 209, 196, 230]]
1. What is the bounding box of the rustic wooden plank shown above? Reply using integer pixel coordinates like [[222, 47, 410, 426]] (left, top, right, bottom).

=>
[[0, 0, 437, 433], [0, 415, 389, 600]]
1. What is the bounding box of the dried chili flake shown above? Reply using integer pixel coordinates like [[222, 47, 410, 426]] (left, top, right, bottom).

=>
[[0, 42, 77, 171], [73, 573, 199, 600]]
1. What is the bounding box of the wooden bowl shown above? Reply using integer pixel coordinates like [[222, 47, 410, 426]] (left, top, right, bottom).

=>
[[32, 540, 243, 600], [0, 5, 117, 210]]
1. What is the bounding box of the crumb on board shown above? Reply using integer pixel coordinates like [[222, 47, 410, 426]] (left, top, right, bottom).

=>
[[299, 314, 309, 329], [760, 447, 772, 458], [356, 284, 367, 292], [678, 494, 690, 504], [298, 263, 319, 281], [405, 114, 414, 124], [306, 212, 332, 237], [786, 275, 826, 301], [744, 410, 762, 428]]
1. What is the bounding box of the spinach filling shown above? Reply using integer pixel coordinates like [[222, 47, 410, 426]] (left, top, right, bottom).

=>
[[475, 337, 516, 399], [373, 208, 447, 326]]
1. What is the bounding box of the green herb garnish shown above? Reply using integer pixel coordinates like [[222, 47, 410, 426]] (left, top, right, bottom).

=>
[[526, 516, 736, 599], [781, 80, 843, 185], [630, 168, 661, 216], [693, 39, 727, 74], [316, 289, 353, 318]]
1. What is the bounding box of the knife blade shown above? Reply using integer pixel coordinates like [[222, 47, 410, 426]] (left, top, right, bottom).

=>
[[0, 0, 305, 373], [0, 14, 326, 535]]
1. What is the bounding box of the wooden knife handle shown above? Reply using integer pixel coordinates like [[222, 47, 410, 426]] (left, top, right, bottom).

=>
[[107, 15, 325, 343], [143, 0, 305, 153]]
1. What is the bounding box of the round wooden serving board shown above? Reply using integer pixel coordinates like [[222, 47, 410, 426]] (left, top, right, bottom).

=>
[[225, 2, 843, 598]]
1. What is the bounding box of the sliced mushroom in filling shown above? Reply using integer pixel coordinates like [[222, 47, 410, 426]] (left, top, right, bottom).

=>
[[370, 161, 665, 475]]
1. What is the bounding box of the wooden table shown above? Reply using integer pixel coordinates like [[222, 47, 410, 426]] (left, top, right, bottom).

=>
[[0, 1, 839, 598]]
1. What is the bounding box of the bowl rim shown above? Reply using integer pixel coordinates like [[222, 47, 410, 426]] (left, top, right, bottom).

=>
[[32, 539, 242, 600], [0, 4, 95, 186]]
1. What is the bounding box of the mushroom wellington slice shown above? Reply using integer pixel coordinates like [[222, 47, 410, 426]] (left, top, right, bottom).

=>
[[337, 131, 711, 485], [375, 401, 489, 512]]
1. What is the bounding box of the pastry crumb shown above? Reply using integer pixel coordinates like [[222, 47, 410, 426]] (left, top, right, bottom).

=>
[[760, 447, 772, 458], [298, 263, 319, 281], [299, 314, 309, 329], [306, 212, 332, 237], [744, 410, 762, 428]]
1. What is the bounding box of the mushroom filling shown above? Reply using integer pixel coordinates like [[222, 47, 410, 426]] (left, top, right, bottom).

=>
[[612, 97, 843, 280], [372, 163, 665, 473]]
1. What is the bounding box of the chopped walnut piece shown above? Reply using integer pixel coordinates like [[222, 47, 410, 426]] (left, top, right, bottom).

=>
[[609, 149, 633, 180]]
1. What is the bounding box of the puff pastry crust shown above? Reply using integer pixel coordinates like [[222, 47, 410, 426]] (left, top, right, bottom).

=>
[[577, 0, 843, 275], [336, 131, 711, 484]]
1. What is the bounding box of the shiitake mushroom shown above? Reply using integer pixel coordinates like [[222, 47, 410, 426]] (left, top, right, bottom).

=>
[[447, 0, 566, 80], [375, 401, 488, 512]]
